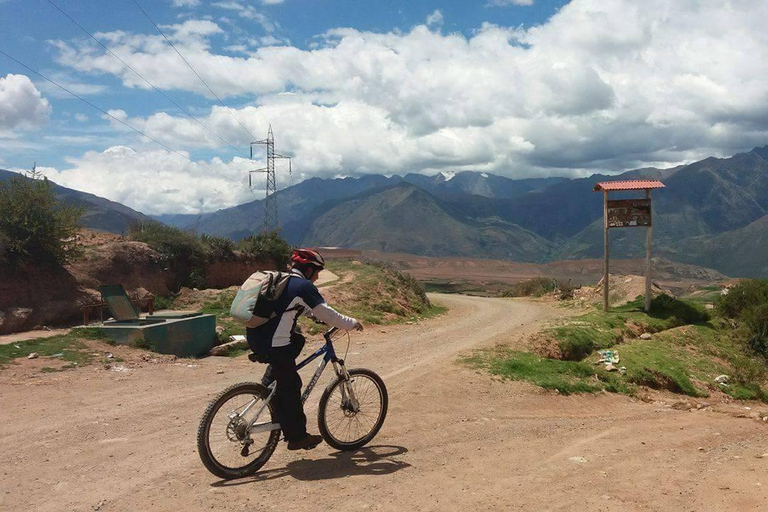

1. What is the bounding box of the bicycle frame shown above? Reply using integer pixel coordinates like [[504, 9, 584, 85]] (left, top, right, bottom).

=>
[[244, 327, 356, 434]]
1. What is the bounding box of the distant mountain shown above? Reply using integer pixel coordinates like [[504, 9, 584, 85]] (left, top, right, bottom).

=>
[[0, 169, 152, 234], [26, 144, 768, 278], [556, 147, 768, 272], [402, 171, 566, 199], [303, 183, 554, 262], [157, 174, 400, 241]]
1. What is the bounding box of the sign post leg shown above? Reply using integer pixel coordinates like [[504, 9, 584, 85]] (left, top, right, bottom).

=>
[[603, 190, 610, 311], [644, 189, 653, 312]]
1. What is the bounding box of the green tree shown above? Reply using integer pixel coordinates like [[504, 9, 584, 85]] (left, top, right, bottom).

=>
[[0, 176, 83, 268], [236, 231, 292, 268]]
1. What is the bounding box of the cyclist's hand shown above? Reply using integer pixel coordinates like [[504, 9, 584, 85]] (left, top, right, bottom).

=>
[[353, 320, 364, 331]]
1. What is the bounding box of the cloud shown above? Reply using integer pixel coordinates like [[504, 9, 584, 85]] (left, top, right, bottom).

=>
[[40, 146, 259, 215], [211, 2, 277, 32], [171, 0, 201, 7], [0, 74, 51, 132], [426, 10, 444, 28], [487, 0, 534, 6], [47, 0, 768, 187], [261, 0, 284, 4]]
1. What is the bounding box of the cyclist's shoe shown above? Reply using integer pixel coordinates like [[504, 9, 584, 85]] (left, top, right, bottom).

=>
[[287, 434, 323, 451]]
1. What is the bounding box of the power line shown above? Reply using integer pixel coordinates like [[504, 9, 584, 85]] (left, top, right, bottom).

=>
[[130, 0, 259, 142], [0, 49, 252, 193], [45, 0, 247, 158]]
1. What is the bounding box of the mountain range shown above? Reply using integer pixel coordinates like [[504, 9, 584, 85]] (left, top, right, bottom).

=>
[[4, 145, 767, 278], [0, 168, 152, 234], [157, 146, 768, 278]]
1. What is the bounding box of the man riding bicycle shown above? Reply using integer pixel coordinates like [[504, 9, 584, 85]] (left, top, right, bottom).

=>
[[246, 249, 364, 451]]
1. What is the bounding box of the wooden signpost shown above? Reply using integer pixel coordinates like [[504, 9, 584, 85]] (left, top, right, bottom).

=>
[[594, 180, 665, 312]]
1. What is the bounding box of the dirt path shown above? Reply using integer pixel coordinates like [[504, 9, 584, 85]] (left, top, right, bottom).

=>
[[1, 294, 767, 511]]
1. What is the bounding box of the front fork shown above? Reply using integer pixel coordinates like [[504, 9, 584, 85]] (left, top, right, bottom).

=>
[[333, 360, 360, 413]]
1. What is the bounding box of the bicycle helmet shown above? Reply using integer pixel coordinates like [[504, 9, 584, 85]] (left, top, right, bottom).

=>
[[291, 248, 325, 270]]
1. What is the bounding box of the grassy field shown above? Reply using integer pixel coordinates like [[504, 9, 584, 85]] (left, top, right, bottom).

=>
[[465, 295, 768, 401], [0, 328, 109, 371]]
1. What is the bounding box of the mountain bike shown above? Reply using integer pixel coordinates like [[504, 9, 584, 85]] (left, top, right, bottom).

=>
[[197, 326, 388, 480]]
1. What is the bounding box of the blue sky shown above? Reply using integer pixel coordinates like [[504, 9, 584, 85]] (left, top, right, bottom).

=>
[[1, 0, 767, 215], [1, 0, 566, 168]]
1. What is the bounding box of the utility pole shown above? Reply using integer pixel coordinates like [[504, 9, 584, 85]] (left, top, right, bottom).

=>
[[249, 126, 291, 233]]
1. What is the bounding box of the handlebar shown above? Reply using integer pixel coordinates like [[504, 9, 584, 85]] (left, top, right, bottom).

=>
[[324, 326, 339, 341]]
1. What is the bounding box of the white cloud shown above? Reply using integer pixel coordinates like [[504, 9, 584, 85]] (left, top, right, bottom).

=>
[[171, 0, 200, 7], [261, 0, 284, 4], [74, 113, 89, 122], [0, 74, 51, 132], [426, 10, 443, 28], [487, 0, 534, 6], [47, 0, 768, 187], [41, 146, 259, 215], [211, 2, 277, 32]]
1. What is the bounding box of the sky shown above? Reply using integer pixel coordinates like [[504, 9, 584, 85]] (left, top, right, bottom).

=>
[[1, 0, 768, 215]]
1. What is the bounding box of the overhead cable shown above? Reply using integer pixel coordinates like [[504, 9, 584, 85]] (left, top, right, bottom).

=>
[[0, 49, 252, 192], [130, 0, 259, 142], [45, 0, 248, 158]]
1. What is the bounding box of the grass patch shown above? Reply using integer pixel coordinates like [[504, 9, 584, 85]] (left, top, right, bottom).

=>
[[324, 260, 438, 325], [153, 295, 176, 310], [467, 295, 768, 401], [552, 295, 710, 361], [0, 327, 106, 369], [464, 349, 630, 395]]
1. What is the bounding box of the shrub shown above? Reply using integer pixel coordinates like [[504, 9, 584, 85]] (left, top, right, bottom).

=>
[[503, 277, 557, 298], [200, 234, 236, 262], [647, 294, 710, 325], [716, 280, 768, 319], [742, 303, 768, 357], [0, 176, 83, 268], [716, 280, 768, 359], [236, 231, 291, 268], [129, 222, 208, 288]]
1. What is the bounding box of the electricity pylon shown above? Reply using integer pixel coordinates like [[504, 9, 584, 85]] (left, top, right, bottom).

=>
[[249, 125, 291, 233]]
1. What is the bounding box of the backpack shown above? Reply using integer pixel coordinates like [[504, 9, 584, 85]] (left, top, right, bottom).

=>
[[230, 271, 293, 328]]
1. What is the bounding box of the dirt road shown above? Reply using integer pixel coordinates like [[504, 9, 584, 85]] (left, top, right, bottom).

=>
[[1, 294, 767, 511]]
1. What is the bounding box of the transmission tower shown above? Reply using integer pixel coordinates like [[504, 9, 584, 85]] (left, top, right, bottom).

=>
[[249, 125, 291, 233]]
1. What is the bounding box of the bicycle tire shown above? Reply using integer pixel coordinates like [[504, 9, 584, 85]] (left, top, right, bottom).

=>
[[197, 382, 280, 480], [317, 368, 388, 451]]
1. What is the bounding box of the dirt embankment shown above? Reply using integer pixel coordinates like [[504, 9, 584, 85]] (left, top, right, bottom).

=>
[[0, 230, 274, 335]]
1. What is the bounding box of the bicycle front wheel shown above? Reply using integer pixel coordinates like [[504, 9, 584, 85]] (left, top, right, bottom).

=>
[[317, 368, 388, 451], [197, 382, 280, 480]]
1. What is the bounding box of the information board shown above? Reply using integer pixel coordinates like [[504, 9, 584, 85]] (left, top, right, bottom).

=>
[[607, 199, 651, 228]]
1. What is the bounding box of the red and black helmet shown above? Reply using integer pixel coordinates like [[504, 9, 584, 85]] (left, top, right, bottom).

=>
[[291, 248, 325, 269]]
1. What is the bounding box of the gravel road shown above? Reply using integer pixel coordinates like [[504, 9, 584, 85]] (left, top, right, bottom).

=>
[[1, 294, 767, 511]]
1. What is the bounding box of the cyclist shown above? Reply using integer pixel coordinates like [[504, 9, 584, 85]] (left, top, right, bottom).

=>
[[246, 249, 364, 451]]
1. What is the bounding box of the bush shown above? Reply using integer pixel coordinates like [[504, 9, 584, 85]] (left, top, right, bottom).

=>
[[200, 234, 236, 262], [743, 303, 768, 357], [236, 231, 291, 268], [503, 277, 557, 298], [129, 222, 209, 288], [716, 280, 768, 319], [0, 176, 83, 268], [716, 280, 768, 359]]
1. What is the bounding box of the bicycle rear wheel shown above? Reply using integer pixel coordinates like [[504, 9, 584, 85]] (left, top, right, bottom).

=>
[[317, 368, 388, 451], [197, 382, 280, 480]]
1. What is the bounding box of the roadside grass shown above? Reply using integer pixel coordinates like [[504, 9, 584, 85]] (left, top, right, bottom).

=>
[[463, 349, 630, 395], [466, 295, 768, 401], [0, 328, 107, 370], [199, 289, 244, 344], [552, 295, 710, 360], [323, 260, 442, 326]]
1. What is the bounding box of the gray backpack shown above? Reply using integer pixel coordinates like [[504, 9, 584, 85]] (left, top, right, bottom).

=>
[[230, 271, 293, 328]]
